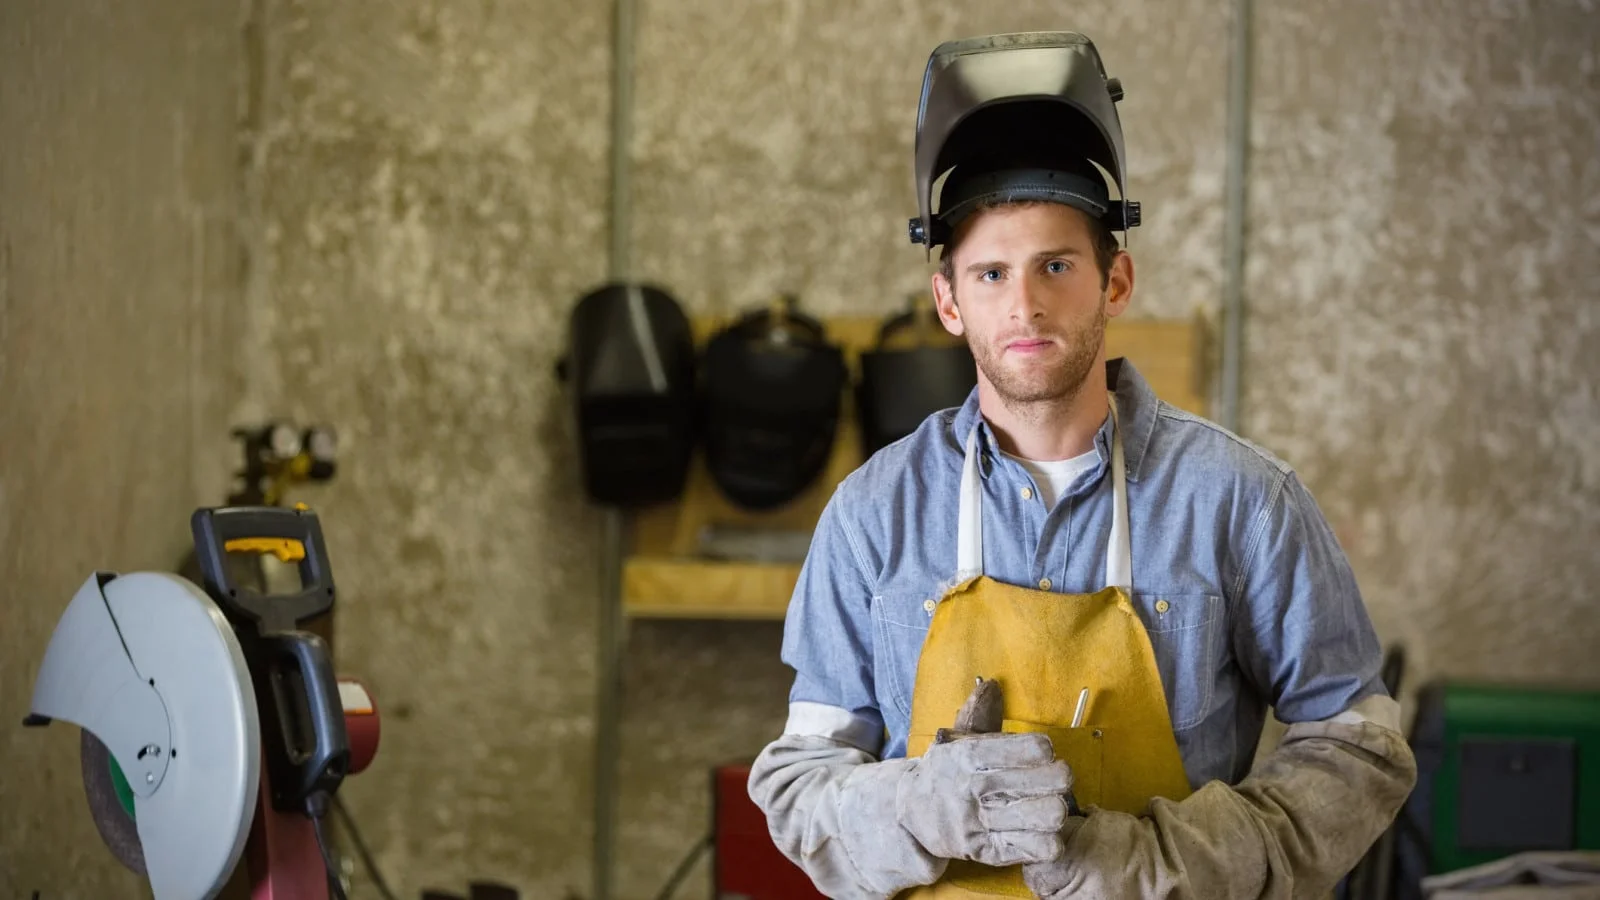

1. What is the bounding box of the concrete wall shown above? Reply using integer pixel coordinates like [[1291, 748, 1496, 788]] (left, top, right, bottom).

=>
[[628, 2, 1230, 321], [0, 1, 251, 896], [4, 0, 1596, 897], [242, 0, 615, 896], [1243, 2, 1600, 693]]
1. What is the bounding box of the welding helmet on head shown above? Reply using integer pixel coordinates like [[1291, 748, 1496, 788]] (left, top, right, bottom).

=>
[[907, 31, 1140, 256]]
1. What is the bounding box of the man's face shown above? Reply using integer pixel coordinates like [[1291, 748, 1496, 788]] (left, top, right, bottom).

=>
[[931, 202, 1134, 406]]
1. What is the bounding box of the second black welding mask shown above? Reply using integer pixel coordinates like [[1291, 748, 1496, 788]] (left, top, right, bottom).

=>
[[701, 297, 848, 511]]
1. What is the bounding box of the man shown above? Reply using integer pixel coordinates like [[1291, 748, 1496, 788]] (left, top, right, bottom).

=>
[[747, 32, 1417, 899]]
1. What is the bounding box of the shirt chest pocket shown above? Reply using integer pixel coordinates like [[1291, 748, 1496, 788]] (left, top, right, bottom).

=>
[[869, 592, 935, 721], [1131, 592, 1223, 733]]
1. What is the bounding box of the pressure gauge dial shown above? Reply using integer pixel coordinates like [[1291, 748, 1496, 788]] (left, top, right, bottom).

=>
[[267, 422, 302, 461], [305, 426, 338, 462]]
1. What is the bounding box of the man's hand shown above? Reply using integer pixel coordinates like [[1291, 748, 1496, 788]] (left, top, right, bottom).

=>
[[896, 678, 1075, 867]]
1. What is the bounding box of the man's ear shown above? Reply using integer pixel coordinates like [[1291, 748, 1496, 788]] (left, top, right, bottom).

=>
[[1104, 250, 1135, 319], [932, 270, 964, 337]]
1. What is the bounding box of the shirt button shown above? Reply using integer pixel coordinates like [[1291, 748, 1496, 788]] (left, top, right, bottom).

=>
[[1020, 486, 1034, 501], [1038, 578, 1052, 591], [1155, 599, 1170, 614], [923, 599, 936, 614]]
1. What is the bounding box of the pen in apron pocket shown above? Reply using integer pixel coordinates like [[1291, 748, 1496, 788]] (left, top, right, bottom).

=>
[[1071, 687, 1089, 728]]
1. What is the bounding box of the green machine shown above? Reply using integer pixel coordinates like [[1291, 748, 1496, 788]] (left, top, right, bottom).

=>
[[1353, 662, 1600, 900], [1421, 683, 1600, 869]]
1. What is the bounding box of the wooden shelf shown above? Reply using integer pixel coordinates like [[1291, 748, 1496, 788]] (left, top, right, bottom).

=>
[[623, 557, 800, 619], [620, 312, 1211, 621]]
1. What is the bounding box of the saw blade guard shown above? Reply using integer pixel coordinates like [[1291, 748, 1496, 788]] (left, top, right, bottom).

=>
[[29, 571, 261, 900]]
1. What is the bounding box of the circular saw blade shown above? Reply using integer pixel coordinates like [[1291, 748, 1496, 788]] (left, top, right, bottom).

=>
[[81, 729, 147, 875]]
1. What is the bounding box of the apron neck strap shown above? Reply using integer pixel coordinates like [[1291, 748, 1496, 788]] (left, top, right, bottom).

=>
[[955, 424, 985, 581], [956, 392, 1132, 591], [1106, 395, 1132, 591]]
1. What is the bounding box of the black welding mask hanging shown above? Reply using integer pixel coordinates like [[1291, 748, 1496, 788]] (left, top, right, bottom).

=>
[[857, 297, 977, 458], [701, 296, 847, 511], [908, 31, 1140, 256], [559, 283, 697, 508]]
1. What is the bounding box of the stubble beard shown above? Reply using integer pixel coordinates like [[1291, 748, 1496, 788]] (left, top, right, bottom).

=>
[[966, 292, 1108, 414]]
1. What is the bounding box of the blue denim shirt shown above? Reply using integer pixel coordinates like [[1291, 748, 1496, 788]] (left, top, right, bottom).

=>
[[780, 358, 1388, 789]]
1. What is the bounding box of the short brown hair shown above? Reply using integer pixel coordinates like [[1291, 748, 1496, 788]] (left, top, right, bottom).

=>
[[938, 201, 1121, 289]]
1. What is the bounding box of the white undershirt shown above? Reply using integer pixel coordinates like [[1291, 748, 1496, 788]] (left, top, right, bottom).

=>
[[1005, 448, 1099, 510]]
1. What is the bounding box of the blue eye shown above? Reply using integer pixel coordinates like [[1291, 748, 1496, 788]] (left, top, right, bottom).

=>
[[1046, 260, 1070, 274], [980, 269, 1002, 283]]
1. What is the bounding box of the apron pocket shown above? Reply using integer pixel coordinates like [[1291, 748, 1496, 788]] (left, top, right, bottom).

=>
[[1001, 719, 1105, 810]]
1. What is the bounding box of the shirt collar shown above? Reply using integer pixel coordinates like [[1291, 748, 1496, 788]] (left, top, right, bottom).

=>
[[948, 356, 1160, 483]]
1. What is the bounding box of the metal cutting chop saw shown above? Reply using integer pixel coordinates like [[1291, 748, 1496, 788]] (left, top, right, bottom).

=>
[[24, 504, 382, 900]]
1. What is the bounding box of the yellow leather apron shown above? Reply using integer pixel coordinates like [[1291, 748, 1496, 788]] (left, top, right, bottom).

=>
[[900, 394, 1194, 898]]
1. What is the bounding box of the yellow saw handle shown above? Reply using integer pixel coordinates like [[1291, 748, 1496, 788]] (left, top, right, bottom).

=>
[[221, 504, 312, 561], [222, 538, 306, 562]]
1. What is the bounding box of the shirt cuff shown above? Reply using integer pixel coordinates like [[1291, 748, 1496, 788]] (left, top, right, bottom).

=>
[[784, 701, 885, 756], [1322, 692, 1402, 733]]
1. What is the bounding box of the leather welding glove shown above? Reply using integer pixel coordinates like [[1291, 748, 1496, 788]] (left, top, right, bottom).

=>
[[749, 679, 1074, 900], [1018, 696, 1416, 900], [897, 678, 1074, 867]]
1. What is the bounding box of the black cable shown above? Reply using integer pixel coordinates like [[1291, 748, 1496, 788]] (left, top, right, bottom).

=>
[[651, 833, 712, 900], [312, 811, 350, 900], [331, 792, 402, 900], [306, 792, 349, 900]]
